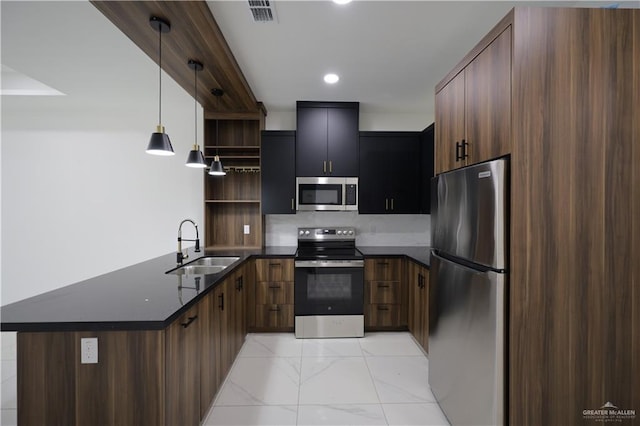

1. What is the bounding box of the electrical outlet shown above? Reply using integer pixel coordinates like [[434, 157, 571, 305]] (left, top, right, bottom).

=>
[[243, 224, 250, 235], [81, 337, 98, 364]]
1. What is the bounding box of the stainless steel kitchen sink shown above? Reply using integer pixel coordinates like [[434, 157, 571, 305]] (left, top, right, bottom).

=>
[[189, 256, 240, 267], [166, 256, 240, 276]]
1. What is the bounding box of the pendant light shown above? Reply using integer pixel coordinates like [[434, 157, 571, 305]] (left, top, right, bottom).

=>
[[208, 88, 226, 176], [146, 16, 174, 156], [185, 60, 207, 168]]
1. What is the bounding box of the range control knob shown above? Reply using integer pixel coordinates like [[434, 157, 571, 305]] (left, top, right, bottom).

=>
[[348, 230, 354, 235], [299, 230, 305, 236], [304, 230, 310, 236], [337, 230, 343, 235]]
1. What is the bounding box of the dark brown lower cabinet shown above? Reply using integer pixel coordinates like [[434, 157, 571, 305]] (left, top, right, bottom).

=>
[[407, 261, 429, 352], [253, 258, 294, 331], [364, 303, 402, 328], [16, 272, 247, 426], [255, 304, 295, 328], [364, 258, 407, 330], [18, 330, 166, 426], [165, 304, 200, 426]]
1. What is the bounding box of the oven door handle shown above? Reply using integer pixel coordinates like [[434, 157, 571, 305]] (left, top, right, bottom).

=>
[[295, 260, 364, 268]]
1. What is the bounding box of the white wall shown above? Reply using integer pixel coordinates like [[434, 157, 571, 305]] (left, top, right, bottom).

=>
[[1, 3, 204, 305], [265, 109, 434, 132]]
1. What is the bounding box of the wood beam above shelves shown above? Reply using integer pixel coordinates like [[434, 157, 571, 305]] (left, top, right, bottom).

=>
[[91, 1, 266, 115]]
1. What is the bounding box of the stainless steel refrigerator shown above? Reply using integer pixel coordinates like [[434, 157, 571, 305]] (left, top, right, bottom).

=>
[[429, 157, 508, 426]]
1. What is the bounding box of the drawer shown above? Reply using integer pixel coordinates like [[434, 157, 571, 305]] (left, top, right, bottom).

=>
[[366, 280, 401, 304], [255, 304, 294, 329], [255, 259, 294, 282], [365, 304, 402, 328], [364, 258, 403, 281], [256, 281, 294, 305]]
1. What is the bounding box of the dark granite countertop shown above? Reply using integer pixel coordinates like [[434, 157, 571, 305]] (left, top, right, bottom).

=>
[[358, 246, 431, 269], [0, 246, 296, 332], [0, 245, 430, 333]]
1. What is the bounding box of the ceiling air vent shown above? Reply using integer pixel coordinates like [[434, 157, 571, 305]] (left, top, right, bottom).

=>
[[248, 0, 278, 23]]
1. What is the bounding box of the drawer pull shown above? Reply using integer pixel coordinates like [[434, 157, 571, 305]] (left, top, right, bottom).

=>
[[268, 284, 281, 289], [269, 263, 281, 267], [269, 306, 281, 312], [377, 283, 391, 288], [181, 315, 198, 328], [376, 261, 389, 266], [377, 305, 390, 311], [236, 276, 244, 291]]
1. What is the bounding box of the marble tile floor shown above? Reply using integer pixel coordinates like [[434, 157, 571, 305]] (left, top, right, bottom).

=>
[[203, 332, 450, 425], [0, 331, 450, 426]]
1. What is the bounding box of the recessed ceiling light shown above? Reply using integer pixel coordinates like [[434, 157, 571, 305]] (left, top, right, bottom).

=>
[[324, 73, 339, 84], [333, 0, 352, 4]]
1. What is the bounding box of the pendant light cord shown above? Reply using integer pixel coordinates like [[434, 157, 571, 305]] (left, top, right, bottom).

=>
[[215, 95, 219, 156], [158, 26, 162, 126], [194, 64, 197, 146]]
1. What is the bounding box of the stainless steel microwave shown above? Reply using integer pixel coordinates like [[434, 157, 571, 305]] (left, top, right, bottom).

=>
[[296, 177, 358, 211]]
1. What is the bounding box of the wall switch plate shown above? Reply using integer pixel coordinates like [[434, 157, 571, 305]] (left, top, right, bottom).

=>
[[81, 337, 98, 364], [243, 224, 250, 235]]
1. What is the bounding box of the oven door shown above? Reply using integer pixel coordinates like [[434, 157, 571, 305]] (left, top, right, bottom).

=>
[[294, 260, 364, 316]]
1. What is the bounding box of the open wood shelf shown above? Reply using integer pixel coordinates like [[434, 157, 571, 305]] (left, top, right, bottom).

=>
[[204, 115, 264, 249]]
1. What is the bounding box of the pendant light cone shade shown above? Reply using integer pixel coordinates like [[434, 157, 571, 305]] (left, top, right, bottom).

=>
[[209, 155, 226, 176], [186, 146, 207, 167], [185, 60, 207, 168], [146, 16, 174, 156], [147, 125, 174, 155]]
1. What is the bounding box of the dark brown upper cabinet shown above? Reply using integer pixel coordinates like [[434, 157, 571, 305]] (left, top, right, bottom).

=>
[[435, 27, 511, 174], [296, 101, 359, 177]]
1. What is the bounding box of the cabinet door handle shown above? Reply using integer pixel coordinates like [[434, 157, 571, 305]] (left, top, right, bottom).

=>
[[236, 276, 243, 291], [385, 198, 389, 210], [329, 160, 333, 173], [455, 141, 461, 161], [391, 198, 394, 210], [323, 160, 327, 173], [218, 293, 224, 311], [269, 306, 281, 312], [291, 198, 295, 211], [377, 305, 390, 311], [462, 139, 469, 160], [181, 315, 198, 328], [268, 284, 281, 289]]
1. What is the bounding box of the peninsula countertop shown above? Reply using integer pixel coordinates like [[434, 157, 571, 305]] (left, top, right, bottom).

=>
[[1, 245, 430, 332], [0, 246, 296, 332]]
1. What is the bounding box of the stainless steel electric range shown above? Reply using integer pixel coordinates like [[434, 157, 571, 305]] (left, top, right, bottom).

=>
[[294, 227, 365, 338]]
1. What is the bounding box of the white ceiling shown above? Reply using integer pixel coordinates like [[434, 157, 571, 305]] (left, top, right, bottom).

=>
[[206, 0, 637, 120], [2, 1, 638, 128]]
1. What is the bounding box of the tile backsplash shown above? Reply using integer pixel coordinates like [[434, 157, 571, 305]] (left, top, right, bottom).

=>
[[265, 212, 430, 246]]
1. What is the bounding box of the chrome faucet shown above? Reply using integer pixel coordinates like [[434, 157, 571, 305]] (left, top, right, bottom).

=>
[[177, 219, 201, 265]]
